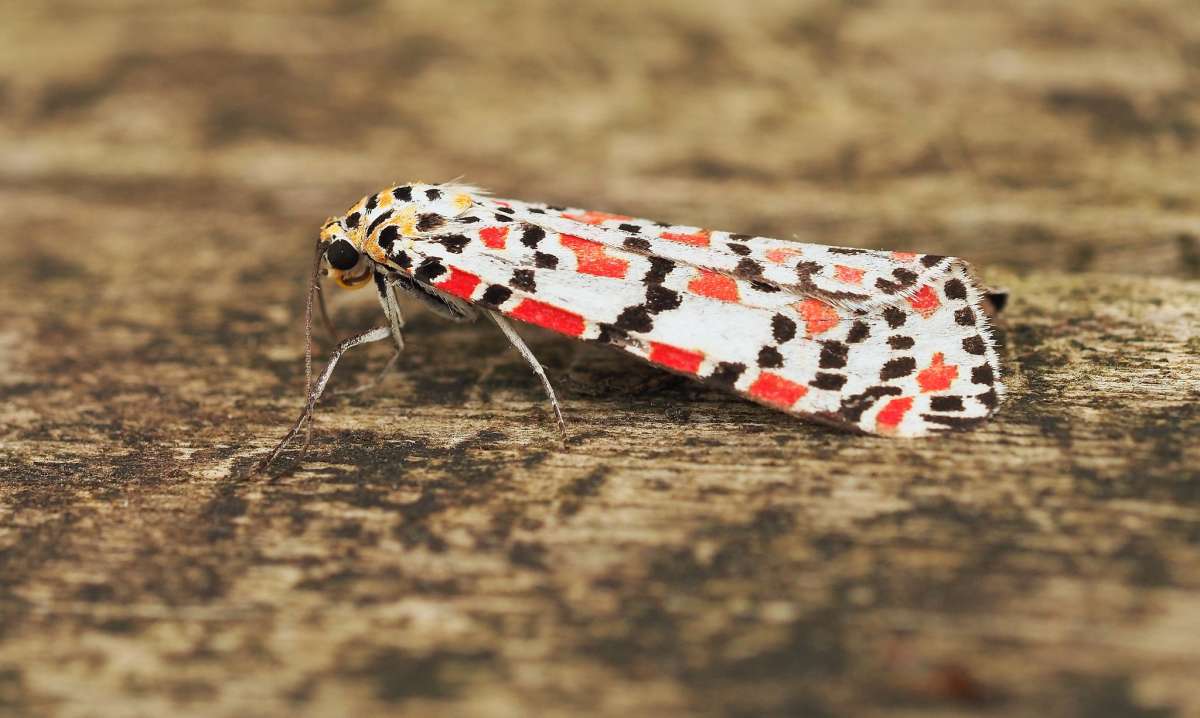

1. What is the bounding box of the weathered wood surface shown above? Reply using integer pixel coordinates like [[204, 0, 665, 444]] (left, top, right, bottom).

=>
[[1, 2, 1198, 716]]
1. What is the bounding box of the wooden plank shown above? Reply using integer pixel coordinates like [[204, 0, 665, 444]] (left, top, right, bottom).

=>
[[1, 1, 1198, 715]]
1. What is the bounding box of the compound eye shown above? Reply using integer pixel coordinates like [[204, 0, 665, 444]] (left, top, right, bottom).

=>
[[326, 239, 360, 270]]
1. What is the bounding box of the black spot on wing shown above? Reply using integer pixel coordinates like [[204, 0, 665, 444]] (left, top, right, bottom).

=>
[[930, 396, 965, 412], [922, 414, 985, 430], [417, 213, 445, 232], [378, 225, 400, 251], [534, 252, 559, 269], [480, 285, 512, 307], [511, 269, 536, 292], [876, 268, 918, 294], [521, 225, 545, 248], [757, 346, 784, 368], [624, 236, 651, 252], [709, 362, 745, 387], [414, 257, 446, 283], [883, 306, 907, 328], [971, 364, 995, 385], [392, 186, 412, 202], [880, 357, 916, 380], [819, 341, 848, 369], [772, 314, 797, 343], [944, 278, 967, 300], [436, 234, 471, 254], [811, 373, 847, 391], [846, 320, 871, 343], [644, 257, 675, 285], [645, 285, 681, 314], [615, 306, 653, 333]]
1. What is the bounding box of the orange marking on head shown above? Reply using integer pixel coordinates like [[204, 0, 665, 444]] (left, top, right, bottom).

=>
[[795, 298, 839, 335], [907, 285, 941, 318], [875, 396, 915, 432], [648, 342, 704, 374], [510, 299, 586, 337], [562, 210, 632, 225], [917, 353, 958, 392], [688, 270, 740, 302], [454, 193, 473, 211], [660, 229, 711, 247], [376, 191, 394, 209], [834, 265, 865, 284], [395, 205, 418, 236], [748, 372, 808, 408], [560, 234, 630, 278], [364, 235, 388, 264], [480, 226, 509, 249]]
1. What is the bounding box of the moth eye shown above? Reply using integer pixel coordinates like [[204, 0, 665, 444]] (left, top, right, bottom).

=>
[[326, 239, 360, 270]]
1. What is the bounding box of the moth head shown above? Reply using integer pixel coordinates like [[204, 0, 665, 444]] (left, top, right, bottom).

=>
[[320, 216, 372, 290]]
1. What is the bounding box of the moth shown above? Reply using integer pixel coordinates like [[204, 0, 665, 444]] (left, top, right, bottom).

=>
[[260, 182, 1004, 468]]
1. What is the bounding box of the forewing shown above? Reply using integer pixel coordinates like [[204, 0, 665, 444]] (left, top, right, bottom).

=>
[[386, 207, 1002, 437], [477, 196, 953, 309]]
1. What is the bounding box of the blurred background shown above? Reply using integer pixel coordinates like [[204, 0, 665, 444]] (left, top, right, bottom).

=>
[[3, 0, 1197, 277], [2, 2, 1199, 717]]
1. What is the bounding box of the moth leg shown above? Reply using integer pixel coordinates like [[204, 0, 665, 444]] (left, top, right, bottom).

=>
[[257, 325, 392, 473], [375, 272, 406, 353], [327, 274, 407, 398], [486, 311, 568, 445]]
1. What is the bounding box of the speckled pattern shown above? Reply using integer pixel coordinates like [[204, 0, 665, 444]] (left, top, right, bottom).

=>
[[0, 2, 1198, 717]]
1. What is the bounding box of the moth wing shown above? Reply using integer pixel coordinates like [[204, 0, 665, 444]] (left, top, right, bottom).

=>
[[395, 212, 1002, 437], [479, 196, 954, 310]]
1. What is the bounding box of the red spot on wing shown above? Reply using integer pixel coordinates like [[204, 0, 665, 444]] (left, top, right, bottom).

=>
[[559, 234, 630, 278], [875, 396, 915, 432], [917, 352, 958, 392], [688, 270, 740, 302], [891, 251, 918, 262], [748, 372, 808, 408], [434, 267, 481, 300], [908, 285, 941, 318], [561, 210, 632, 225], [648, 342, 705, 374], [660, 229, 711, 247], [766, 247, 802, 264], [834, 265, 865, 284], [510, 299, 586, 337], [480, 226, 508, 249], [795, 298, 840, 335]]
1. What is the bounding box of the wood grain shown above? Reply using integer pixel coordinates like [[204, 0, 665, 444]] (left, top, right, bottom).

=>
[[1, 2, 1198, 716]]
